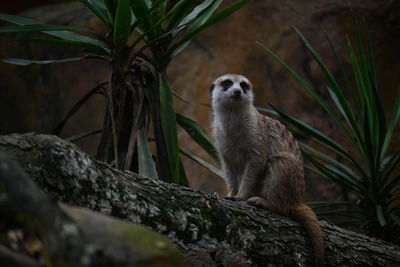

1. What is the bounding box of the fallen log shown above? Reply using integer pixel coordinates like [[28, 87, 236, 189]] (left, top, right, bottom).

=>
[[0, 133, 399, 266]]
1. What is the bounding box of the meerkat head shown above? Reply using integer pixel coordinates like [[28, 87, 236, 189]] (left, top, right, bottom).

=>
[[210, 74, 254, 109]]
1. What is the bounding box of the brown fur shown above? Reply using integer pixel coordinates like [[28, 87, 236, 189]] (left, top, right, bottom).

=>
[[211, 74, 324, 266]]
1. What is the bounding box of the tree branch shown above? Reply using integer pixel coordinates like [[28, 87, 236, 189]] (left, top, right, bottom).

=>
[[0, 133, 399, 266]]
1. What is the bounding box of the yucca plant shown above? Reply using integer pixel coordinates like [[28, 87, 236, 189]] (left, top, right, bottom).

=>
[[258, 22, 400, 243], [0, 0, 248, 184]]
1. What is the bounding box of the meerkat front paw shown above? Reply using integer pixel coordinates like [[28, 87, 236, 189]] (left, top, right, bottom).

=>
[[247, 197, 268, 209]]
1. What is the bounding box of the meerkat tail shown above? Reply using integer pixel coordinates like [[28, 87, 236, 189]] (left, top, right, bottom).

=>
[[292, 204, 324, 266]]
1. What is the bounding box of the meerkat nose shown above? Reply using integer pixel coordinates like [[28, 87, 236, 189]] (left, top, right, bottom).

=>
[[233, 89, 242, 98]]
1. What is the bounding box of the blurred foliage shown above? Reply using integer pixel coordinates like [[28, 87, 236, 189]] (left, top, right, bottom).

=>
[[0, 0, 250, 184], [259, 20, 400, 243]]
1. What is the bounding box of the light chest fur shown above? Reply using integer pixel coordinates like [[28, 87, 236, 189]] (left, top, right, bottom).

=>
[[212, 106, 261, 164], [212, 106, 302, 168]]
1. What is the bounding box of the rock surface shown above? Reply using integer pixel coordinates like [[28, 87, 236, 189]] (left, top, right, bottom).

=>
[[0, 0, 399, 198]]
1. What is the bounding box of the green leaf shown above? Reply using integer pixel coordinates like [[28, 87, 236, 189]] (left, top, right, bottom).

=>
[[325, 32, 353, 98], [351, 20, 383, 172], [0, 13, 107, 49], [311, 159, 364, 195], [170, 0, 249, 57], [362, 101, 375, 185], [131, 0, 156, 40], [199, 0, 249, 28], [369, 72, 387, 179], [365, 24, 377, 86], [160, 0, 167, 15], [390, 213, 400, 227], [53, 83, 105, 135], [129, 0, 166, 40], [381, 88, 400, 160], [177, 157, 189, 186], [388, 193, 400, 208], [176, 113, 219, 164], [0, 24, 87, 33], [353, 19, 374, 114], [170, 0, 214, 35], [113, 0, 132, 45], [159, 74, 180, 183], [1, 57, 85, 66], [65, 129, 102, 142], [258, 37, 361, 150], [165, 0, 198, 31], [50, 31, 107, 49], [300, 142, 359, 182], [327, 86, 363, 153], [16, 37, 109, 54], [256, 107, 279, 117], [346, 37, 376, 164], [103, 0, 117, 22], [137, 127, 158, 179], [0, 12, 38, 25], [381, 152, 400, 193], [272, 106, 354, 164], [80, 0, 111, 26], [305, 158, 365, 198], [382, 174, 400, 196], [180, 148, 224, 179], [16, 37, 96, 47], [376, 205, 387, 227], [169, 0, 220, 57], [294, 28, 366, 149]]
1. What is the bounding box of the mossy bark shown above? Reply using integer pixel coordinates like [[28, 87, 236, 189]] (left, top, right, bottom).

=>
[[0, 150, 183, 267], [0, 133, 399, 266]]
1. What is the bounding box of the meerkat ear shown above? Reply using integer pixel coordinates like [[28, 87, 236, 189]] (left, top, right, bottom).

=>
[[209, 83, 215, 94]]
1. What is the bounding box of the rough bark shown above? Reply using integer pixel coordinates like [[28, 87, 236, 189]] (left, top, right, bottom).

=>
[[0, 133, 399, 266], [0, 150, 183, 267]]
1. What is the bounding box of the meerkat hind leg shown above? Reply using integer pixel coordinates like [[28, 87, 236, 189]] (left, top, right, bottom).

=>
[[248, 154, 304, 215]]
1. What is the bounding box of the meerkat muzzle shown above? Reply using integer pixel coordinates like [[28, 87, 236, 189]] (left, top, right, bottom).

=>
[[232, 89, 242, 99]]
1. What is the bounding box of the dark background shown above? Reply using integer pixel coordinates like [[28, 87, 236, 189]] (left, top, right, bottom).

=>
[[1, 0, 399, 202]]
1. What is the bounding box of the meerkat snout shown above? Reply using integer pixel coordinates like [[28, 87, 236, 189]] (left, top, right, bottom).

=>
[[232, 89, 242, 98]]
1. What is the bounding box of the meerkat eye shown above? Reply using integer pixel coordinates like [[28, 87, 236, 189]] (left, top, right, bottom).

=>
[[240, 81, 249, 93], [220, 79, 233, 91]]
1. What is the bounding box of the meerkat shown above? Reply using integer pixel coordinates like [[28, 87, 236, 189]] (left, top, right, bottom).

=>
[[210, 74, 324, 266]]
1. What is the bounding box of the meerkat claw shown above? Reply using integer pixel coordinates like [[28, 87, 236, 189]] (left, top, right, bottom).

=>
[[247, 197, 267, 208]]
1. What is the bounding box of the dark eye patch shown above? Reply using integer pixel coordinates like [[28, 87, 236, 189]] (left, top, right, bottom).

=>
[[240, 81, 249, 93], [220, 79, 233, 91]]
